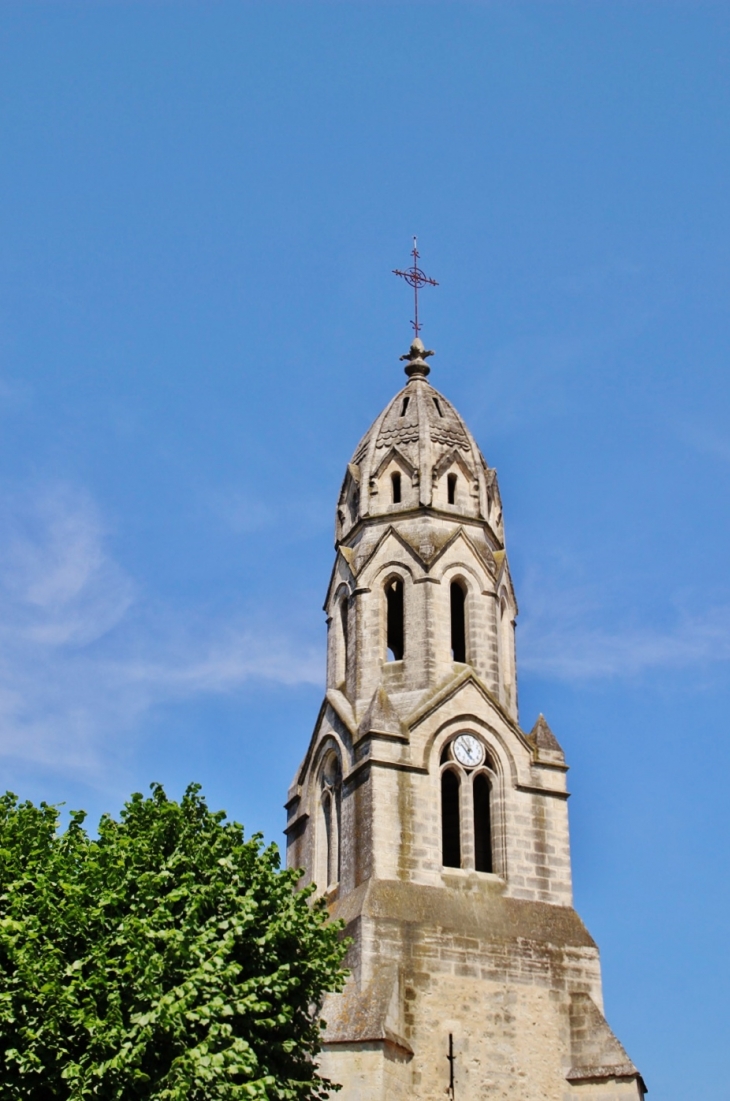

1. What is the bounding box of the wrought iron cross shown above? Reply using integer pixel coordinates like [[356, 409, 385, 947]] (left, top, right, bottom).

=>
[[393, 236, 439, 337]]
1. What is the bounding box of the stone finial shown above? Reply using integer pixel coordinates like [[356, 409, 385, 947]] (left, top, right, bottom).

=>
[[400, 338, 435, 379], [530, 713, 563, 754]]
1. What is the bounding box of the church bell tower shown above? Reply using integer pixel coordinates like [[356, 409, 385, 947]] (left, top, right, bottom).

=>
[[285, 338, 645, 1100]]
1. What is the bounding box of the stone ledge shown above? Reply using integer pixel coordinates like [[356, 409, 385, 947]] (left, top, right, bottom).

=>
[[329, 877, 598, 949], [567, 1064, 647, 1095], [567, 1064, 640, 1082], [322, 1030, 414, 1059]]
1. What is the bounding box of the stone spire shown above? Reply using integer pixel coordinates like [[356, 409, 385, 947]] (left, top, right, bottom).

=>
[[329, 342, 515, 718], [285, 339, 646, 1101]]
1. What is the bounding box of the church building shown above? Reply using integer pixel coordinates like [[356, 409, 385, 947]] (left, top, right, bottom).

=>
[[285, 336, 646, 1100]]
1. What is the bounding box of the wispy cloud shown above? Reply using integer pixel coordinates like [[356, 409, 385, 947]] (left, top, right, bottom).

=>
[[518, 567, 730, 681], [678, 421, 730, 465], [0, 485, 134, 646], [206, 483, 331, 539], [0, 484, 323, 782], [7, 483, 726, 782]]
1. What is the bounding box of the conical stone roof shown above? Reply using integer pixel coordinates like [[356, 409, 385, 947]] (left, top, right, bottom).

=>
[[339, 340, 498, 536]]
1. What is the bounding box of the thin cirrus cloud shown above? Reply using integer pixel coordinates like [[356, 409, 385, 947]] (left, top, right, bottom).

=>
[[0, 483, 322, 781], [1, 482, 727, 782], [678, 421, 730, 466], [518, 574, 730, 681]]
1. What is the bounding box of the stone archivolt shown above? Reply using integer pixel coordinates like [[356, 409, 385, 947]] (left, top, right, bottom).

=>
[[286, 341, 645, 1100]]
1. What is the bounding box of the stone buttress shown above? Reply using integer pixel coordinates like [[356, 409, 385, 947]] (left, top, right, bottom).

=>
[[285, 340, 646, 1100]]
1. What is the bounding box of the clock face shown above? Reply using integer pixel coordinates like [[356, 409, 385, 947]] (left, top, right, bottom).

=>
[[452, 733, 485, 768]]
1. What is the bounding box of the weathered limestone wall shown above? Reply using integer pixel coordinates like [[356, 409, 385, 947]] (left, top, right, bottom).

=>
[[317, 879, 641, 1100], [320, 1043, 413, 1101]]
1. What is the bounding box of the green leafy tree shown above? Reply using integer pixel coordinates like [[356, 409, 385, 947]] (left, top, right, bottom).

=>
[[0, 784, 347, 1100]]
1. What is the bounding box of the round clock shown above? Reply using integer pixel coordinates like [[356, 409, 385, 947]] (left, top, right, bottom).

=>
[[452, 733, 485, 768]]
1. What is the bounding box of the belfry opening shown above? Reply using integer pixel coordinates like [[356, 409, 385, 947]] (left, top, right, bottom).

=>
[[386, 577, 404, 661], [450, 580, 466, 662]]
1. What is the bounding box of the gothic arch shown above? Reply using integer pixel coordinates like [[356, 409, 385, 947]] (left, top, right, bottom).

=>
[[355, 523, 426, 586], [436, 558, 489, 590], [435, 729, 505, 878], [498, 591, 517, 713], [371, 444, 418, 483], [363, 559, 417, 666], [323, 550, 356, 620], [432, 447, 475, 482], [430, 529, 496, 588], [300, 718, 351, 794], [431, 449, 479, 514], [314, 743, 343, 894], [370, 447, 418, 513], [332, 583, 351, 689], [449, 576, 468, 664], [424, 713, 517, 789], [370, 555, 417, 586], [440, 766, 462, 869], [382, 571, 406, 662], [472, 766, 494, 874]]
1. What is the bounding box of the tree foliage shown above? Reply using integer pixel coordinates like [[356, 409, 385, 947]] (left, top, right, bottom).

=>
[[0, 784, 347, 1100]]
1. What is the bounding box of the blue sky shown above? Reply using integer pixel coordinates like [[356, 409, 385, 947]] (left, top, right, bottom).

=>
[[1, 1, 729, 1095]]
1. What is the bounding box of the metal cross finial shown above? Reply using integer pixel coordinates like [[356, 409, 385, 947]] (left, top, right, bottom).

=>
[[393, 236, 439, 338]]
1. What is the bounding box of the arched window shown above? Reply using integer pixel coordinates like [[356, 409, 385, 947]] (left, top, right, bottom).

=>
[[320, 754, 342, 890], [322, 790, 335, 884], [441, 770, 461, 868], [386, 578, 404, 661], [391, 471, 402, 504], [450, 581, 466, 663], [499, 596, 515, 710], [339, 596, 349, 685], [473, 773, 493, 873], [440, 737, 496, 876], [447, 472, 457, 505]]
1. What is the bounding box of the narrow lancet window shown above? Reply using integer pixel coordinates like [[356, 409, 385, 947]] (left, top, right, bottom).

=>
[[447, 473, 457, 504], [473, 773, 493, 873], [441, 770, 461, 868], [499, 597, 515, 711], [320, 755, 342, 889], [450, 581, 466, 663], [339, 597, 349, 684], [391, 471, 402, 504], [323, 791, 335, 883], [400, 396, 410, 417], [386, 578, 404, 661], [433, 397, 444, 417]]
